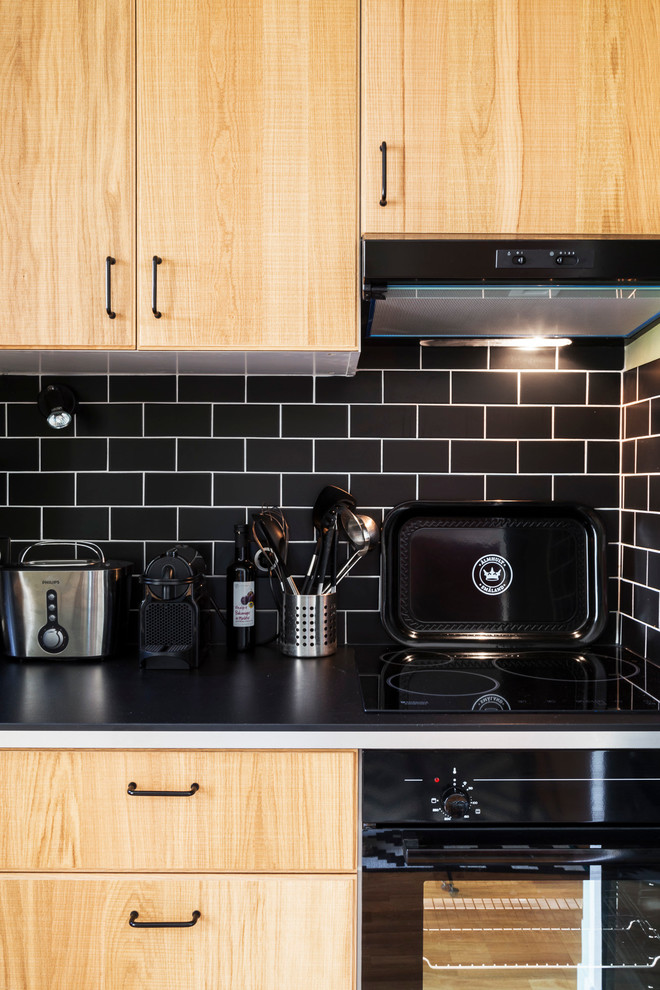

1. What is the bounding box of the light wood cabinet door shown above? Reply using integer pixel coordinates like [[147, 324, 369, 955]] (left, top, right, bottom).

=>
[[0, 872, 356, 990], [362, 0, 660, 236], [0, 749, 357, 872], [137, 0, 358, 351], [0, 0, 135, 348]]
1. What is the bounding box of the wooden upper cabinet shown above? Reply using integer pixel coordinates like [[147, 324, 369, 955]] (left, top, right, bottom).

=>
[[362, 0, 660, 236], [0, 0, 135, 348], [137, 0, 358, 350]]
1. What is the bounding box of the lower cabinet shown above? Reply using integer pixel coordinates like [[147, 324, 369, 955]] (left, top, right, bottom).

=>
[[0, 873, 356, 990]]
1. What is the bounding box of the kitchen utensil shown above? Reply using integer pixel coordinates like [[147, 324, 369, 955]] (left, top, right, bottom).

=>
[[139, 544, 206, 669], [0, 540, 132, 659], [314, 507, 338, 595], [302, 486, 356, 594], [280, 591, 337, 657], [324, 511, 380, 591], [252, 509, 298, 594]]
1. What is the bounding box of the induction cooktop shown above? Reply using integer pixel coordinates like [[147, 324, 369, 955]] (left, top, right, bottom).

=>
[[355, 646, 660, 714]]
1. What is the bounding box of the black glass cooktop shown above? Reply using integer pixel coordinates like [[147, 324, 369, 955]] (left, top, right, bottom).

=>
[[356, 646, 660, 714]]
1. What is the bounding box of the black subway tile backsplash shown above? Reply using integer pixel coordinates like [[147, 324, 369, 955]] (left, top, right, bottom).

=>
[[315, 439, 381, 473], [418, 474, 485, 500], [0, 439, 39, 471], [42, 438, 108, 472], [178, 438, 243, 472], [586, 441, 620, 475], [10, 472, 74, 506], [77, 403, 142, 438], [383, 439, 449, 473], [212, 403, 279, 437], [110, 438, 176, 472], [214, 472, 281, 508], [554, 406, 620, 440], [451, 439, 517, 474], [110, 375, 176, 403], [384, 370, 449, 404], [44, 507, 109, 541], [519, 371, 586, 405], [180, 375, 245, 403], [146, 472, 212, 507], [486, 406, 551, 439], [246, 439, 312, 473], [452, 370, 517, 405], [351, 404, 416, 438], [625, 400, 650, 439], [79, 472, 144, 506], [282, 404, 347, 438], [246, 376, 312, 404], [419, 405, 484, 438], [588, 372, 622, 406], [638, 358, 660, 401], [518, 440, 585, 474]]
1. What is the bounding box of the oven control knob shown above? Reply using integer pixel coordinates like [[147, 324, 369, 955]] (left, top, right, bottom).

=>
[[441, 787, 470, 819]]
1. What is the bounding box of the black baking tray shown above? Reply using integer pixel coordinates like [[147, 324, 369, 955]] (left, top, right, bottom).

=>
[[380, 501, 607, 648]]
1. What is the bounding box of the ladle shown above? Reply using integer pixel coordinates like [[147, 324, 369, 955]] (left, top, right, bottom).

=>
[[324, 510, 379, 592]]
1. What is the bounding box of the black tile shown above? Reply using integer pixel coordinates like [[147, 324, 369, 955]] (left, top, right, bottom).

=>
[[7, 403, 72, 438], [634, 512, 660, 552], [384, 371, 450, 404], [651, 398, 660, 436], [351, 405, 416, 438], [623, 368, 638, 404], [178, 508, 241, 544], [350, 474, 417, 507], [246, 376, 313, 404], [213, 404, 280, 438], [78, 473, 144, 506], [336, 576, 379, 611], [519, 372, 586, 405], [558, 344, 623, 371], [43, 375, 108, 403], [421, 346, 488, 370], [111, 507, 176, 541], [315, 439, 381, 473], [383, 440, 449, 473], [110, 375, 176, 402], [77, 403, 142, 438], [44, 507, 109, 541], [625, 400, 650, 439], [0, 474, 6, 505], [489, 347, 555, 370], [178, 438, 243, 472], [624, 475, 648, 511], [247, 439, 313, 472], [146, 472, 211, 506], [634, 585, 659, 627], [10, 472, 73, 506], [42, 438, 108, 472], [554, 406, 620, 440], [620, 615, 646, 657], [486, 406, 551, 439], [518, 440, 585, 474], [179, 376, 245, 403], [451, 440, 517, 474], [281, 473, 349, 507], [621, 509, 635, 546], [649, 477, 660, 512], [0, 439, 39, 471], [100, 541, 147, 571], [637, 437, 660, 474], [315, 372, 382, 405], [357, 343, 421, 370], [282, 404, 348, 439], [639, 358, 660, 400], [588, 372, 621, 406], [622, 439, 636, 474], [419, 406, 484, 439], [214, 472, 281, 507], [622, 545, 648, 584], [648, 551, 660, 591], [0, 506, 40, 540], [486, 475, 553, 500], [619, 579, 633, 616], [110, 438, 176, 472], [587, 441, 620, 475], [553, 475, 619, 507], [345, 610, 391, 645], [0, 375, 39, 401], [145, 403, 211, 437], [418, 474, 485, 500], [452, 371, 517, 405]]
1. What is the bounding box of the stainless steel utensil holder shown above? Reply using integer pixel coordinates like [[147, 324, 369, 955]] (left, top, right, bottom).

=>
[[280, 593, 336, 657]]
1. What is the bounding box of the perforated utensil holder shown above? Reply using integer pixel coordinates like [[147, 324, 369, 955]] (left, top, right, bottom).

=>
[[280, 593, 337, 657]]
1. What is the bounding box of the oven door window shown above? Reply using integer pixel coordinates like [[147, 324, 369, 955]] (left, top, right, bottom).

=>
[[423, 872, 659, 988]]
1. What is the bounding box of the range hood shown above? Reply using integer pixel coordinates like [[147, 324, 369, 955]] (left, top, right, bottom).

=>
[[362, 237, 660, 346]]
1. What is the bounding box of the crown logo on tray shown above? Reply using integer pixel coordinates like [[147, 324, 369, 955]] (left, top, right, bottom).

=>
[[472, 555, 513, 596]]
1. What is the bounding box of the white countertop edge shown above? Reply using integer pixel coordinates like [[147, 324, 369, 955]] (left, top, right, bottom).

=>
[[1, 729, 660, 749]]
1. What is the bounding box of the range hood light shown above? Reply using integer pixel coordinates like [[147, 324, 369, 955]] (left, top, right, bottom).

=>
[[420, 337, 572, 349]]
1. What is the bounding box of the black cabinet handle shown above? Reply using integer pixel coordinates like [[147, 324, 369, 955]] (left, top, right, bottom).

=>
[[379, 142, 387, 206], [105, 256, 116, 319], [152, 256, 162, 318], [127, 782, 199, 797], [129, 910, 200, 929]]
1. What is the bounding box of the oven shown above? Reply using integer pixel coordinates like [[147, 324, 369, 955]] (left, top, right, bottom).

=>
[[362, 749, 660, 990]]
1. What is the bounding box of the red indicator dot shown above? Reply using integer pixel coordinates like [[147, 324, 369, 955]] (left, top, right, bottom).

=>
[[434, 777, 440, 783]]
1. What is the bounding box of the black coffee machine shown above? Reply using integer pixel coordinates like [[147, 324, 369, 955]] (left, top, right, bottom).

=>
[[139, 544, 206, 669]]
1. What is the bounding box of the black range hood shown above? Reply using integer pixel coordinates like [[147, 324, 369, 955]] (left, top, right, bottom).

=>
[[362, 237, 660, 345]]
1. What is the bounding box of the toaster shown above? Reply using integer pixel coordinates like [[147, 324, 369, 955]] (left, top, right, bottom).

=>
[[0, 541, 133, 659]]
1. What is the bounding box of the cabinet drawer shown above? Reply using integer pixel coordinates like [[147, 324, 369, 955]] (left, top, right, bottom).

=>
[[0, 750, 357, 871], [0, 872, 356, 990]]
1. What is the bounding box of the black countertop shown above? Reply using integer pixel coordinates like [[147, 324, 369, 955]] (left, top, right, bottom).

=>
[[1, 644, 659, 734]]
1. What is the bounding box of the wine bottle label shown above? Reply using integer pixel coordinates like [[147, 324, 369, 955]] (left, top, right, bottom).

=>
[[232, 582, 255, 627]]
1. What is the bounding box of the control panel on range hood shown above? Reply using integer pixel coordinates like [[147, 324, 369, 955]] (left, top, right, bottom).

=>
[[362, 238, 660, 345]]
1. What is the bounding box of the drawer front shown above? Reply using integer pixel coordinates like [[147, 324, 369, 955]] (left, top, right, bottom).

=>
[[0, 750, 357, 871], [0, 873, 356, 990]]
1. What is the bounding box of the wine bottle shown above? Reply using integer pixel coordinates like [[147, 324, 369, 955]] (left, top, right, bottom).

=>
[[226, 523, 256, 652]]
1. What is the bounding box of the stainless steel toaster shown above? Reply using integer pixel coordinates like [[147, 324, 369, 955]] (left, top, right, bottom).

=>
[[0, 541, 133, 659]]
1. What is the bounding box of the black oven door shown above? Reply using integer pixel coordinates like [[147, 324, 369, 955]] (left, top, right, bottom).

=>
[[362, 828, 660, 990]]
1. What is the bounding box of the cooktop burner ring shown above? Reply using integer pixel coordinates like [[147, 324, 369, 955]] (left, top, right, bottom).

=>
[[491, 654, 640, 683], [385, 669, 501, 698]]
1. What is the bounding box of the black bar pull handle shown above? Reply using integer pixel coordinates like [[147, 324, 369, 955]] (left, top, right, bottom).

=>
[[127, 782, 199, 797], [403, 845, 660, 867], [129, 910, 201, 929], [379, 142, 387, 206], [152, 256, 162, 318], [105, 257, 116, 319]]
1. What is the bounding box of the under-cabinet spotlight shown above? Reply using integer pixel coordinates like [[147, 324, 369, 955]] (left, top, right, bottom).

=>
[[37, 384, 78, 431]]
